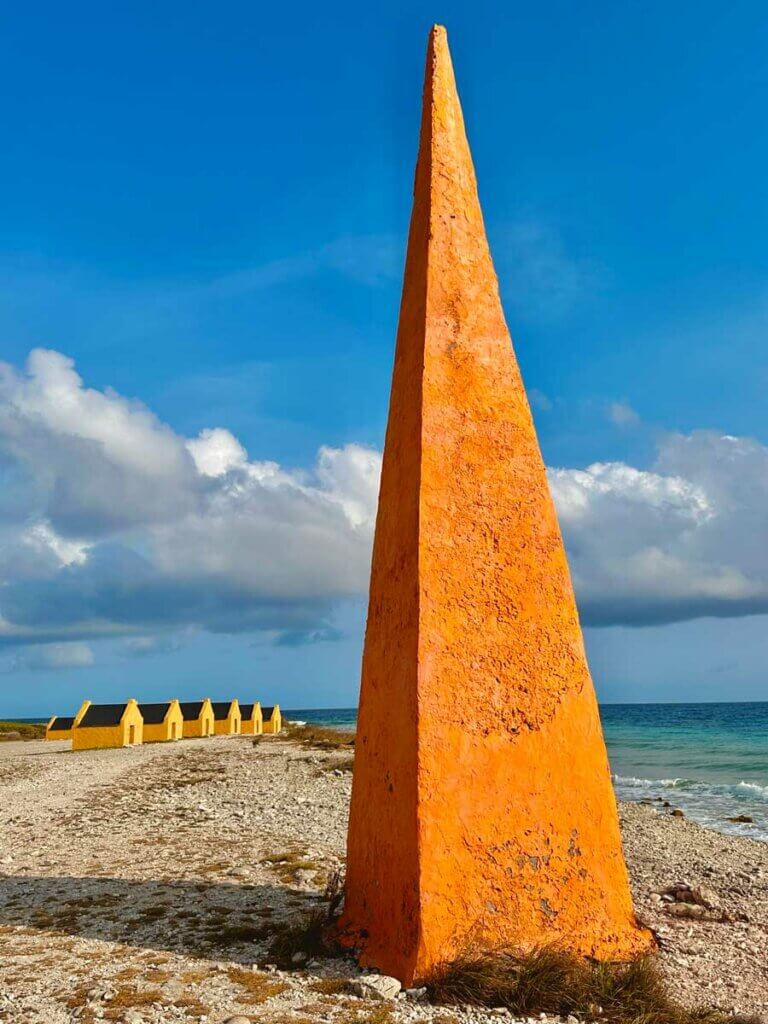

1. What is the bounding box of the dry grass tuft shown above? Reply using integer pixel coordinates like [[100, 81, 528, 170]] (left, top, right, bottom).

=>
[[335, 1006, 394, 1024], [66, 984, 166, 1022], [426, 945, 762, 1024], [227, 966, 288, 1003], [260, 848, 318, 884], [309, 977, 350, 995], [268, 871, 345, 967]]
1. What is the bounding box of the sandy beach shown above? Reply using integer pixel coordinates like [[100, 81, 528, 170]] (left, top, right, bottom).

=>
[[1, 732, 766, 1024]]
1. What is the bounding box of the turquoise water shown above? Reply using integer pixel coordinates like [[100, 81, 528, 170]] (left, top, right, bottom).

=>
[[288, 702, 768, 841]]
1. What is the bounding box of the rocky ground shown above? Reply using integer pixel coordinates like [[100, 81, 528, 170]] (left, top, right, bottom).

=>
[[0, 733, 766, 1024]]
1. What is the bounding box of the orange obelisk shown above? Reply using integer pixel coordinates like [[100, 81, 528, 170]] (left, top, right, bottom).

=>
[[340, 26, 653, 985]]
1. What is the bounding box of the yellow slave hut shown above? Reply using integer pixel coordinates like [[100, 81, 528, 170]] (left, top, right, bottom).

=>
[[45, 699, 90, 741], [239, 702, 263, 735], [72, 700, 144, 751], [261, 705, 282, 734], [139, 700, 183, 743], [180, 699, 215, 738], [212, 700, 241, 736]]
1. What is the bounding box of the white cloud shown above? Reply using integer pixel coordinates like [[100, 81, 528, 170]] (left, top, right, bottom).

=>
[[606, 400, 640, 428], [187, 427, 248, 477], [120, 634, 184, 658], [0, 348, 766, 649], [1, 642, 95, 673], [0, 349, 380, 647], [550, 431, 768, 625]]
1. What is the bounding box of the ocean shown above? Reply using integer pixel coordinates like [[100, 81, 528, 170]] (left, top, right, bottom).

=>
[[288, 702, 768, 841]]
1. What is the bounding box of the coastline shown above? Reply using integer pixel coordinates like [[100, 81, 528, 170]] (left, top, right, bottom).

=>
[[0, 732, 766, 1021], [287, 706, 768, 843], [4, 704, 767, 843]]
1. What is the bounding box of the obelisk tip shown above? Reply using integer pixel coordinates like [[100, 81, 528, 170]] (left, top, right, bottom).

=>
[[428, 24, 448, 55]]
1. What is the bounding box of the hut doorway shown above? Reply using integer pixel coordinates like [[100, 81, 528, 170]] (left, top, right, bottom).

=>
[[171, 722, 177, 739], [128, 724, 136, 745]]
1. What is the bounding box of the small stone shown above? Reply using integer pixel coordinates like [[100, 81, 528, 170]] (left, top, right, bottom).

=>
[[667, 903, 706, 919], [161, 979, 185, 999], [405, 987, 428, 1001], [692, 886, 721, 910], [727, 814, 754, 824], [671, 808, 685, 817], [291, 951, 309, 965], [351, 974, 402, 1000]]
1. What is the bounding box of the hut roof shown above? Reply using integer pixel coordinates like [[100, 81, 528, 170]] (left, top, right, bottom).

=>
[[49, 716, 74, 731], [262, 706, 275, 720], [211, 701, 235, 720], [179, 701, 206, 720], [239, 703, 258, 719], [139, 702, 173, 725], [79, 703, 128, 727]]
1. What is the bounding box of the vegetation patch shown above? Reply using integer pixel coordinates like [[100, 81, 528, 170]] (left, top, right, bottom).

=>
[[425, 945, 761, 1024], [211, 922, 272, 945], [282, 723, 355, 751], [0, 720, 45, 740], [309, 977, 349, 995], [227, 965, 288, 1003], [65, 983, 165, 1022], [334, 1006, 394, 1024], [267, 871, 345, 968], [260, 848, 318, 883]]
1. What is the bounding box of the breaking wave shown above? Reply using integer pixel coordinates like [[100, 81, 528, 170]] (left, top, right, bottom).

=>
[[613, 774, 768, 802]]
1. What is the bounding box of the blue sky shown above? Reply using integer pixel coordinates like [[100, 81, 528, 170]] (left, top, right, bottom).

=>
[[1, 1, 767, 715]]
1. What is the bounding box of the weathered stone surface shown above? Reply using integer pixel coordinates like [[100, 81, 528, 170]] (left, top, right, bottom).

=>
[[341, 24, 653, 984]]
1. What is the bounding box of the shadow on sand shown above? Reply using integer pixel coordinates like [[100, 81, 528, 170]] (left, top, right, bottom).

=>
[[0, 874, 320, 962]]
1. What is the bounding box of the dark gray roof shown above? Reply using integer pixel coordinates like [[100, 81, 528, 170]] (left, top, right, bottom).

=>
[[79, 704, 128, 727], [262, 705, 275, 720], [239, 703, 259, 719], [49, 716, 74, 731], [139, 702, 172, 725], [179, 701, 206, 720], [211, 701, 236, 720]]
